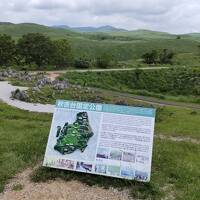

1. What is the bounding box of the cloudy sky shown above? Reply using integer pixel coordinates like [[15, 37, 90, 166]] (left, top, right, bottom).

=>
[[1, 0, 200, 33]]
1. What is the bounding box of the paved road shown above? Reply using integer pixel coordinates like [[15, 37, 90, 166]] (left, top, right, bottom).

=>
[[0, 81, 54, 113]]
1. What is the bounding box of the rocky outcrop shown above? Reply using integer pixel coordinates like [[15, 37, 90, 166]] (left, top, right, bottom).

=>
[[11, 89, 29, 101], [35, 77, 69, 90], [52, 80, 68, 90]]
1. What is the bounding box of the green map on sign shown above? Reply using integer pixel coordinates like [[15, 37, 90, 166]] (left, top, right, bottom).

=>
[[54, 112, 94, 154]]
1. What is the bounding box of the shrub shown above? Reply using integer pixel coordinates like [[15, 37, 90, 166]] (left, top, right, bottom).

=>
[[95, 53, 113, 68], [74, 58, 92, 68]]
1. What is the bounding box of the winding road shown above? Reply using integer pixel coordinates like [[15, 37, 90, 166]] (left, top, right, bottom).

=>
[[0, 80, 200, 114], [0, 81, 54, 113]]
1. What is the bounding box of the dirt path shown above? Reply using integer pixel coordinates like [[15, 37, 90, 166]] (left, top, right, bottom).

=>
[[91, 87, 200, 110], [0, 167, 131, 200], [32, 66, 169, 84], [30, 66, 169, 75], [156, 134, 200, 144]]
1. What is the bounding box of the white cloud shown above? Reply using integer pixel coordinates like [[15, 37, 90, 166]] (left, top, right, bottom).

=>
[[0, 0, 200, 33]]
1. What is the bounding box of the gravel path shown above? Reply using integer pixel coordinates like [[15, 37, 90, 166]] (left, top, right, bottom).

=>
[[0, 81, 54, 113]]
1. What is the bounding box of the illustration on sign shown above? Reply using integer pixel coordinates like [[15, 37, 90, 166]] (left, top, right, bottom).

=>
[[43, 100, 156, 182]]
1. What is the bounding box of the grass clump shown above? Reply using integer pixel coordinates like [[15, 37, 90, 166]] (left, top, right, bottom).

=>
[[12, 184, 24, 191]]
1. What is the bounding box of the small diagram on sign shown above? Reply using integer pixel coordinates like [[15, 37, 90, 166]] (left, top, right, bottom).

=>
[[54, 112, 94, 154]]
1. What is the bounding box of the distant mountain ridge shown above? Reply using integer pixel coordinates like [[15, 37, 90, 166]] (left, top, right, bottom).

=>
[[52, 25, 127, 32], [0, 22, 200, 39]]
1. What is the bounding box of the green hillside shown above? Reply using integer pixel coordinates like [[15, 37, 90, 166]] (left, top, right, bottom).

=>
[[107, 29, 177, 39], [0, 23, 200, 65], [0, 23, 79, 39]]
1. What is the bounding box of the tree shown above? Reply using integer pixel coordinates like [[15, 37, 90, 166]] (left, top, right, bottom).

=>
[[52, 39, 73, 68], [159, 49, 174, 64], [142, 49, 174, 65], [0, 34, 16, 66], [142, 50, 158, 64], [17, 33, 54, 67], [96, 53, 113, 68], [198, 45, 200, 56]]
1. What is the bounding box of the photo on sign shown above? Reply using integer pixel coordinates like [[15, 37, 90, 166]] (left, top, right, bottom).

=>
[[95, 164, 107, 174], [109, 149, 122, 161], [45, 109, 101, 162], [135, 170, 149, 181], [96, 147, 109, 159], [121, 165, 135, 178], [56, 159, 75, 169], [76, 162, 93, 172], [107, 165, 121, 176], [122, 152, 135, 163]]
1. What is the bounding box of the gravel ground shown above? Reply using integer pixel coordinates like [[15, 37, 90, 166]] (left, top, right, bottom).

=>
[[0, 167, 131, 200]]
